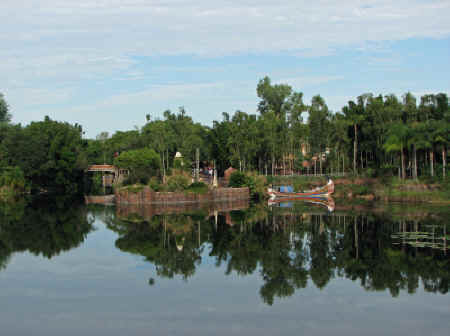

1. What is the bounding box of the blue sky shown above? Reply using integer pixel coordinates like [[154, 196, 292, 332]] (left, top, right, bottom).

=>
[[2, 0, 449, 138]]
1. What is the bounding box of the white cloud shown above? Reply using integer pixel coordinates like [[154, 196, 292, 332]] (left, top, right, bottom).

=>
[[278, 76, 344, 88], [2, 1, 449, 57], [6, 87, 73, 107], [1, 0, 449, 133]]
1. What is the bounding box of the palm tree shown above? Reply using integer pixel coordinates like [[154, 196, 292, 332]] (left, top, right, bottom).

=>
[[432, 119, 449, 178], [343, 94, 371, 174], [384, 123, 410, 179]]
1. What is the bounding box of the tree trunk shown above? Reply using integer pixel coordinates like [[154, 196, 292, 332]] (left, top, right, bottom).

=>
[[360, 150, 363, 169], [353, 124, 358, 175], [271, 154, 275, 176], [430, 150, 434, 177], [320, 156, 323, 175], [162, 152, 166, 183], [401, 146, 405, 180], [166, 149, 169, 172], [443, 147, 446, 179], [413, 145, 418, 180]]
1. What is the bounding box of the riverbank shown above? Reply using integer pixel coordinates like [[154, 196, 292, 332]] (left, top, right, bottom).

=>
[[84, 185, 250, 205], [269, 176, 450, 204]]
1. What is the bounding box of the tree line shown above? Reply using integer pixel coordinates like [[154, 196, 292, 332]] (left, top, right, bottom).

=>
[[1, 78, 448, 193], [85, 77, 449, 180]]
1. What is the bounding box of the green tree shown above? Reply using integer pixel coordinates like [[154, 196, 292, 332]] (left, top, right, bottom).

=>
[[384, 123, 410, 179], [256, 76, 292, 117], [1, 117, 86, 193], [114, 148, 161, 183], [308, 95, 330, 174], [0, 93, 11, 124], [343, 98, 365, 174]]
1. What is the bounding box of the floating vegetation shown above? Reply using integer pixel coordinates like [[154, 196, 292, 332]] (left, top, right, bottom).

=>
[[391, 228, 448, 251]]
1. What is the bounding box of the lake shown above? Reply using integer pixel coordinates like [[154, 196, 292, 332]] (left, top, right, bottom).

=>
[[0, 196, 449, 335]]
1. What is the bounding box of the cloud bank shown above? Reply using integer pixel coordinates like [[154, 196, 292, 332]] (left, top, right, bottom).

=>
[[1, 0, 449, 136]]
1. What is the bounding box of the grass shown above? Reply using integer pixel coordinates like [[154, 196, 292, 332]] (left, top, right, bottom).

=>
[[267, 174, 450, 203], [185, 182, 209, 194], [120, 184, 145, 193]]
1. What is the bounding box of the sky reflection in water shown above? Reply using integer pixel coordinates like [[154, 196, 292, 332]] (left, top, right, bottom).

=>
[[0, 198, 449, 336]]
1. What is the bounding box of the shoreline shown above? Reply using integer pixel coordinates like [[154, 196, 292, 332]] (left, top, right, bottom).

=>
[[85, 186, 250, 205]]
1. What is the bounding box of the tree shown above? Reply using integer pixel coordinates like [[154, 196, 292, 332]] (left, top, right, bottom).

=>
[[0, 93, 11, 124], [384, 123, 409, 179], [96, 131, 109, 164], [308, 95, 330, 174], [1, 117, 86, 193], [114, 148, 161, 183], [343, 97, 366, 174], [330, 113, 350, 174], [256, 76, 292, 117], [142, 119, 175, 180]]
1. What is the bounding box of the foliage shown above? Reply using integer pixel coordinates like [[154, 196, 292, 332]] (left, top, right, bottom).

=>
[[0, 93, 11, 124], [1, 116, 86, 193], [148, 176, 163, 191], [228, 170, 267, 199], [0, 167, 27, 192], [120, 184, 145, 193], [115, 148, 161, 185], [114, 148, 160, 171], [166, 173, 191, 192], [228, 171, 248, 187], [185, 181, 209, 194], [244, 171, 267, 200], [84, 172, 105, 195], [1, 80, 448, 194]]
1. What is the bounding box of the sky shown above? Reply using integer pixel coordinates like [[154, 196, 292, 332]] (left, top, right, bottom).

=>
[[2, 0, 450, 138]]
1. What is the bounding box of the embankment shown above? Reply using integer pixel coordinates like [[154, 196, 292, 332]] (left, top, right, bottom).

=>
[[84, 194, 115, 204], [270, 176, 450, 204], [114, 186, 249, 205]]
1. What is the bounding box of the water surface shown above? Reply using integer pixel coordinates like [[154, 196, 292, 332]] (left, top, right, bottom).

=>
[[0, 197, 449, 335]]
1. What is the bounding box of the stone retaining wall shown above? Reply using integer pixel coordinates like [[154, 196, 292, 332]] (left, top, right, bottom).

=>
[[116, 198, 249, 220], [115, 186, 249, 205], [84, 194, 115, 204]]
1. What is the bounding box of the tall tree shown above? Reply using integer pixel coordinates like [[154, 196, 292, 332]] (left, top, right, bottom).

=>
[[256, 76, 292, 117], [0, 93, 11, 124], [384, 123, 409, 179], [308, 95, 330, 174]]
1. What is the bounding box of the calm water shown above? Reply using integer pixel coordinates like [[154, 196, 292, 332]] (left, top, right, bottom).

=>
[[0, 196, 449, 336]]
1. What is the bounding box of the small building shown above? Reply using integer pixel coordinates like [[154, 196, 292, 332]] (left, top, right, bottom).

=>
[[174, 152, 184, 168], [224, 167, 237, 181]]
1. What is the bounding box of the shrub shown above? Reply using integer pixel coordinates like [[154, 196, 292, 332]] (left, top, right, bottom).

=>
[[167, 174, 190, 192], [0, 166, 26, 193], [148, 177, 163, 191], [123, 168, 152, 185], [229, 171, 268, 199], [245, 171, 267, 200], [186, 181, 209, 194], [228, 171, 247, 187]]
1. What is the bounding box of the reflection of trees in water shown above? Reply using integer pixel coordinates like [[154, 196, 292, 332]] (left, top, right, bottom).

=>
[[108, 214, 204, 281], [0, 196, 94, 270], [108, 204, 450, 305]]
